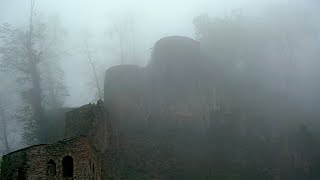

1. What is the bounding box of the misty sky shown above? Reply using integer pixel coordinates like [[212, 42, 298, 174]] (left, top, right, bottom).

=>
[[0, 0, 313, 106]]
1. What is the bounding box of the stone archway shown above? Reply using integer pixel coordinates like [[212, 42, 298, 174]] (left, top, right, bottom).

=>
[[46, 159, 56, 176], [62, 155, 73, 178]]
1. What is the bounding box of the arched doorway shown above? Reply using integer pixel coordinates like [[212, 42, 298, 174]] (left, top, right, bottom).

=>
[[62, 155, 73, 178], [46, 159, 56, 176], [17, 167, 26, 180]]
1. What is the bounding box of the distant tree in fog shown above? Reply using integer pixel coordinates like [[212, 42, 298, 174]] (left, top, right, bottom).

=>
[[0, 73, 21, 154], [0, 0, 68, 144], [84, 40, 103, 100], [108, 16, 140, 65], [0, 97, 11, 153], [193, 8, 320, 135]]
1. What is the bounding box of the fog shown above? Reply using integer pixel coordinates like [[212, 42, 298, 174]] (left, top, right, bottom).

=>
[[0, 0, 307, 106], [1, 0, 320, 179]]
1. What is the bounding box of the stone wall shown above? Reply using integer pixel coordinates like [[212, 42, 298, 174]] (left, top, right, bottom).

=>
[[0, 145, 30, 179], [64, 100, 113, 179], [65, 100, 111, 153], [1, 136, 101, 180]]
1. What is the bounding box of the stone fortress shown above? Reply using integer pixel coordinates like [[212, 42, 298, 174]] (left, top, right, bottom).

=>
[[0, 36, 315, 180], [0, 36, 202, 180]]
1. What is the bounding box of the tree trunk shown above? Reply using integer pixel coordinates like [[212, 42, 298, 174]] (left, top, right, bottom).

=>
[[0, 104, 10, 153], [85, 42, 103, 99], [30, 62, 47, 143], [26, 0, 47, 144]]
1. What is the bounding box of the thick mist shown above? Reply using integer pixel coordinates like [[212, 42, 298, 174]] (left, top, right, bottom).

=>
[[1, 0, 310, 107], [1, 0, 320, 179]]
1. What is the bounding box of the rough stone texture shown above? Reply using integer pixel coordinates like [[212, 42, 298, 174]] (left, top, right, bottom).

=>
[[64, 100, 114, 179], [65, 100, 111, 153], [1, 136, 101, 180]]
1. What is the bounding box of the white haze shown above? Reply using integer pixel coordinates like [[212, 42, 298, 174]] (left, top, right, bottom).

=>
[[0, 0, 317, 106]]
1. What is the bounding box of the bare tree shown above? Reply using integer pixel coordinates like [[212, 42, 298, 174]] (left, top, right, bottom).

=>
[[84, 41, 103, 100], [109, 16, 138, 65], [0, 0, 45, 143], [0, 0, 67, 144], [0, 98, 10, 153], [0, 73, 21, 154]]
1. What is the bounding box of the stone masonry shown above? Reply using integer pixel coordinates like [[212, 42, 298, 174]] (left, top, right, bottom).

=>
[[0, 136, 101, 180]]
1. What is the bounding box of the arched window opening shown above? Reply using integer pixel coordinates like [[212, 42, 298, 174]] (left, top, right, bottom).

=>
[[46, 159, 56, 176], [62, 155, 74, 177], [17, 168, 26, 180]]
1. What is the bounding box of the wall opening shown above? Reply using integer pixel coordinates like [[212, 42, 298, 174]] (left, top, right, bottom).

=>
[[17, 168, 26, 180], [62, 155, 74, 177], [46, 159, 56, 176]]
